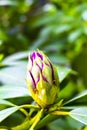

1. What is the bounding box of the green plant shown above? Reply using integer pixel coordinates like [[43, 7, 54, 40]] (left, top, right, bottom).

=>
[[0, 0, 87, 129], [0, 50, 87, 130]]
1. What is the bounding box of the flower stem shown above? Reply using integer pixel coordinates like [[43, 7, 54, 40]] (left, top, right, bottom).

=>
[[29, 109, 44, 130], [21, 104, 40, 109], [50, 111, 69, 116], [11, 113, 38, 130], [11, 118, 31, 130], [11, 109, 43, 130], [19, 108, 29, 116]]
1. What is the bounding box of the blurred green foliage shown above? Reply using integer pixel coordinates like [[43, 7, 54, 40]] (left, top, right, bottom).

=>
[[0, 0, 87, 129]]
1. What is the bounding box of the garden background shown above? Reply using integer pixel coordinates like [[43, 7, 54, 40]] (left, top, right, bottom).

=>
[[0, 0, 87, 130]]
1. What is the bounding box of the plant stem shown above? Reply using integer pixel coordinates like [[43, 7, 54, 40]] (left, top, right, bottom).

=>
[[9, 103, 29, 117], [19, 108, 29, 116], [29, 109, 44, 130], [21, 104, 40, 109], [11, 114, 38, 130], [11, 109, 43, 130], [50, 111, 69, 116], [35, 114, 58, 130], [11, 118, 30, 130]]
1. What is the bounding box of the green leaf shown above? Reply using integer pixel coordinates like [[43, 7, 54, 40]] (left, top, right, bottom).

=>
[[68, 29, 82, 43], [69, 107, 87, 125], [66, 116, 83, 129], [30, 38, 46, 50], [54, 24, 71, 34], [0, 99, 15, 106], [36, 114, 58, 130], [49, 54, 69, 65], [3, 51, 28, 63], [59, 81, 76, 100], [1, 60, 27, 66], [0, 0, 17, 6], [0, 64, 26, 86], [48, 118, 74, 130], [64, 90, 87, 105], [44, 42, 63, 52], [62, 106, 87, 110], [0, 86, 30, 99], [57, 66, 76, 82], [0, 106, 20, 122]]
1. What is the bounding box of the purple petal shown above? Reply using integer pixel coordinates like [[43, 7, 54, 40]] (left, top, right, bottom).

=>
[[31, 52, 36, 60], [49, 62, 56, 85], [29, 71, 36, 89], [36, 75, 40, 85], [37, 52, 43, 60], [42, 75, 48, 83], [45, 63, 50, 67], [36, 63, 42, 72], [32, 52, 36, 59], [30, 52, 36, 66], [30, 56, 33, 66], [42, 63, 44, 69]]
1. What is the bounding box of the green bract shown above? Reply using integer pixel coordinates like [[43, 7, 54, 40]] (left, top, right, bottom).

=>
[[27, 50, 59, 108]]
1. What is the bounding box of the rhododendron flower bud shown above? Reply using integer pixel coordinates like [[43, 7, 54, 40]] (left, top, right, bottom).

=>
[[27, 50, 59, 108]]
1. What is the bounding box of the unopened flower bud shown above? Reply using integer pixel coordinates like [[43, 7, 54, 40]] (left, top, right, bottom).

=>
[[27, 50, 59, 108]]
